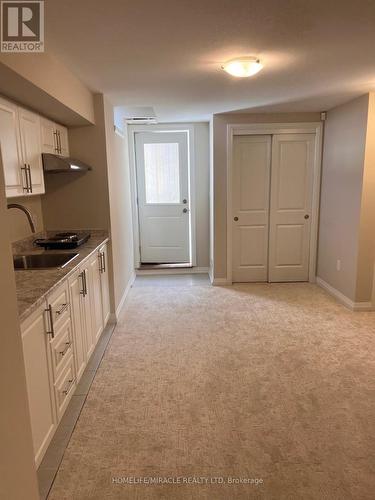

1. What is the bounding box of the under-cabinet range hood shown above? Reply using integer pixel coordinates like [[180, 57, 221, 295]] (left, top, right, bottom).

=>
[[42, 153, 92, 173]]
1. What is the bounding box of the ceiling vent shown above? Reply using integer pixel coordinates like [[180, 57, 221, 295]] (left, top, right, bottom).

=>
[[124, 106, 158, 125]]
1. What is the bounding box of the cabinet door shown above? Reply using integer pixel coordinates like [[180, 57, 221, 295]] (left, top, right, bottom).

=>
[[21, 304, 57, 467], [88, 252, 104, 346], [56, 124, 69, 156], [99, 244, 111, 327], [81, 263, 96, 359], [18, 108, 45, 195], [40, 117, 57, 154], [68, 268, 87, 382], [0, 97, 24, 197]]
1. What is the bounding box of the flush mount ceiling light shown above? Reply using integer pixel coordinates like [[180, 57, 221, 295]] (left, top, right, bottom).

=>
[[221, 57, 263, 77]]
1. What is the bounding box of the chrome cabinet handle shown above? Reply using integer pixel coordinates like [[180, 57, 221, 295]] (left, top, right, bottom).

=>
[[56, 303, 69, 315], [79, 271, 85, 295], [59, 341, 71, 357], [82, 269, 88, 296], [21, 164, 29, 192], [62, 377, 75, 395], [45, 305, 55, 339], [27, 165, 33, 193], [100, 251, 106, 273], [57, 131, 62, 154], [53, 130, 59, 153]]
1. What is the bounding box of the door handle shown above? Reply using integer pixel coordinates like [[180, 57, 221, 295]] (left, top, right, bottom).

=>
[[183, 208, 189, 213], [234, 217, 239, 221], [304, 214, 309, 220], [182, 199, 187, 204]]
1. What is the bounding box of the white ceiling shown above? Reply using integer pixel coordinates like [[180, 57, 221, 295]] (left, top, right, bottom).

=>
[[46, 0, 375, 122]]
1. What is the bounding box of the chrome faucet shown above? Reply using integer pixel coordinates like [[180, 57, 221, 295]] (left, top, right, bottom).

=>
[[7, 203, 36, 233]]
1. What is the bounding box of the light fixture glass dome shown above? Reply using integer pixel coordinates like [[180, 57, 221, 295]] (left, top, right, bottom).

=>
[[222, 57, 263, 77]]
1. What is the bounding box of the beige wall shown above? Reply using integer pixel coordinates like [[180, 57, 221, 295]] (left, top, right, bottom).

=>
[[41, 94, 111, 231], [0, 53, 94, 125], [0, 160, 39, 500], [317, 95, 370, 302], [103, 99, 134, 313], [7, 195, 44, 242], [212, 112, 321, 279], [193, 122, 210, 268]]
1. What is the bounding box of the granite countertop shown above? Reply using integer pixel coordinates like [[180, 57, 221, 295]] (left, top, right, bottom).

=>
[[14, 230, 109, 322]]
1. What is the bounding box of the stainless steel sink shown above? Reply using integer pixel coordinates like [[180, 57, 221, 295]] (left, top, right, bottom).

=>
[[14, 253, 79, 270]]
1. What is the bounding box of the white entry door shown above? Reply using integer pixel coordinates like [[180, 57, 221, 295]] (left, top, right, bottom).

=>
[[232, 135, 271, 282], [268, 134, 315, 281], [135, 131, 190, 263], [232, 133, 315, 282]]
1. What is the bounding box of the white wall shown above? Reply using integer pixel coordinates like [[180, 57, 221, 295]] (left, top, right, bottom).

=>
[[104, 100, 135, 315], [318, 93, 375, 303]]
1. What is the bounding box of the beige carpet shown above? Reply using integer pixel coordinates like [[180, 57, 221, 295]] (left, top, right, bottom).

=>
[[48, 282, 375, 499]]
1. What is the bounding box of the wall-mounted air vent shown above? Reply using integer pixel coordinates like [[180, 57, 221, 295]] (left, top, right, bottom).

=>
[[124, 106, 158, 125]]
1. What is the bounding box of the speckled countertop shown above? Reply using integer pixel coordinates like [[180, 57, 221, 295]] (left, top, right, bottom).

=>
[[13, 230, 109, 322]]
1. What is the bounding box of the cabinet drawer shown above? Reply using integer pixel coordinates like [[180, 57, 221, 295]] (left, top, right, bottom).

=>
[[54, 356, 76, 421], [47, 281, 71, 330], [50, 318, 74, 379]]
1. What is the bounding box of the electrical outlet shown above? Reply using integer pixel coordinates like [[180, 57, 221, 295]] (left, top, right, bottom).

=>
[[336, 259, 341, 271]]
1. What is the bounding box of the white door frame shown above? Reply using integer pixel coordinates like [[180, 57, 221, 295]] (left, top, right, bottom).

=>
[[128, 124, 196, 269], [227, 122, 323, 285]]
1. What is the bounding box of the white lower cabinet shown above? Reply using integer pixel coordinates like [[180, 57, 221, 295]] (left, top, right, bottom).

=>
[[68, 268, 87, 382], [21, 304, 57, 468], [99, 244, 111, 326], [88, 251, 104, 345], [21, 242, 111, 466]]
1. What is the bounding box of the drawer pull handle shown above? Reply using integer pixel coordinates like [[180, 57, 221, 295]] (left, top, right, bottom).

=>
[[59, 341, 71, 357], [62, 377, 75, 395], [56, 303, 69, 315], [45, 305, 55, 339]]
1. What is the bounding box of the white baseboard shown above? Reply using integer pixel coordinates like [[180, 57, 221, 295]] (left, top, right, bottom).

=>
[[136, 267, 209, 276], [211, 277, 232, 286], [316, 277, 374, 311], [114, 271, 136, 320]]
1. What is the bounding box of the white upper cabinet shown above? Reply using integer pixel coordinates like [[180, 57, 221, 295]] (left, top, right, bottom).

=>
[[40, 117, 57, 154], [55, 123, 69, 156], [40, 117, 69, 157], [0, 96, 24, 197], [18, 108, 45, 195]]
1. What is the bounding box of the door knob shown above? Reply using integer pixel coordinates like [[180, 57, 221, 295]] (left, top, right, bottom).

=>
[[304, 214, 309, 220], [183, 208, 188, 213], [182, 199, 187, 204], [234, 217, 239, 221]]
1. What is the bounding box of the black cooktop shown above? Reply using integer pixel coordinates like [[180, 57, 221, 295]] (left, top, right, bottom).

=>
[[34, 232, 91, 249]]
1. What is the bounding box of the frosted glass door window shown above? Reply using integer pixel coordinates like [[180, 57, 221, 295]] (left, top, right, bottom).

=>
[[144, 142, 180, 203]]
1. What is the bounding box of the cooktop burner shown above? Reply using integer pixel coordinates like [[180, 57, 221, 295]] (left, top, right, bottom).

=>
[[34, 232, 91, 249]]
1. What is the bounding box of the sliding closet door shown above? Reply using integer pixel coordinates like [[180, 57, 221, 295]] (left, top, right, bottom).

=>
[[268, 134, 315, 282], [232, 135, 271, 282]]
